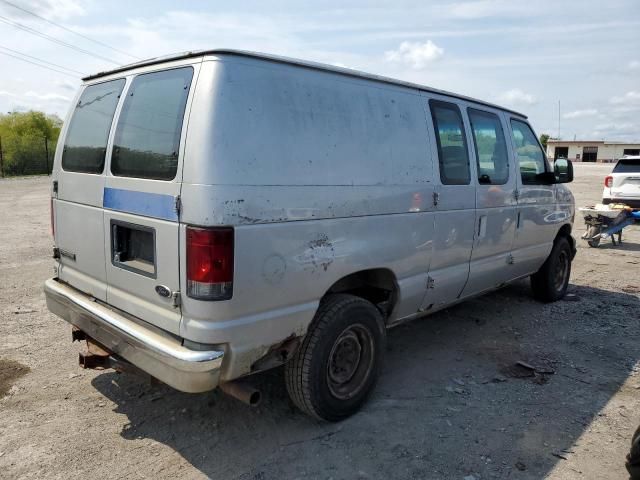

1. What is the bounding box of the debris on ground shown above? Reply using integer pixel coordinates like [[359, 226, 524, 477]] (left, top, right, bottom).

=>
[[0, 358, 30, 398], [563, 294, 580, 302], [515, 360, 555, 375], [11, 307, 37, 314], [621, 285, 640, 294]]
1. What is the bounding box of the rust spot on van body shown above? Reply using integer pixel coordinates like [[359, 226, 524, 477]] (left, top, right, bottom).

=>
[[307, 233, 335, 272]]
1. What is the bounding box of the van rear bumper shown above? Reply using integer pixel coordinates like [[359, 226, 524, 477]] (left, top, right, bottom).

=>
[[44, 277, 224, 393]]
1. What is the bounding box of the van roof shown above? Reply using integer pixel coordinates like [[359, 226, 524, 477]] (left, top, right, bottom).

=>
[[83, 49, 527, 118]]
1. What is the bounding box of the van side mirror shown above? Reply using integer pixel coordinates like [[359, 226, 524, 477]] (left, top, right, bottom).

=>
[[553, 158, 573, 183]]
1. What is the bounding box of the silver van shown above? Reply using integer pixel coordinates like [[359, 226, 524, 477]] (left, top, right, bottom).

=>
[[45, 50, 575, 421]]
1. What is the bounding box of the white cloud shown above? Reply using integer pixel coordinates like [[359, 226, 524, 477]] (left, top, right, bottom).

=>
[[591, 122, 637, 140], [610, 91, 640, 104], [1, 0, 86, 20], [447, 0, 535, 19], [628, 60, 640, 70], [498, 88, 537, 106], [0, 90, 71, 114], [563, 108, 598, 119], [384, 40, 444, 69], [55, 79, 79, 92], [24, 91, 71, 102]]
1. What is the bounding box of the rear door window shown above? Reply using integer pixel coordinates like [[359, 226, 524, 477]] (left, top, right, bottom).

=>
[[510, 119, 548, 184], [111, 67, 193, 180], [613, 159, 640, 173], [62, 79, 125, 173], [430, 100, 471, 185], [468, 108, 509, 185]]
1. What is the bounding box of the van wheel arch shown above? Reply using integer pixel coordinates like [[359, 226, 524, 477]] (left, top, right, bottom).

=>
[[556, 223, 576, 259], [251, 269, 398, 375], [323, 268, 399, 322]]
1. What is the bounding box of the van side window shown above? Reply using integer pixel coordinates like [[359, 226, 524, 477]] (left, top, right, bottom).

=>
[[510, 119, 548, 185], [61, 79, 125, 174], [468, 108, 509, 185], [429, 100, 471, 185], [111, 67, 193, 181]]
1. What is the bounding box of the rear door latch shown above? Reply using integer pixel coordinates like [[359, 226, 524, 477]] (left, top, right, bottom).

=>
[[171, 291, 181, 308]]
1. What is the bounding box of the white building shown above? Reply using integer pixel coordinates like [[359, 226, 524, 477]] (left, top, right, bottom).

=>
[[546, 140, 640, 163]]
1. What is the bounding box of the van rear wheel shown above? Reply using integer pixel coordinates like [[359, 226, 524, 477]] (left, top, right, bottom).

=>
[[285, 294, 385, 421], [530, 236, 572, 302]]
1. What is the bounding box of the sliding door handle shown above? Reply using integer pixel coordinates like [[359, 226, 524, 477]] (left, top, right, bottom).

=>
[[478, 215, 487, 238]]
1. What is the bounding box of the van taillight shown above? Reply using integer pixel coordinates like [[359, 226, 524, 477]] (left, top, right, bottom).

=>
[[186, 227, 234, 300], [604, 176, 613, 188], [50, 197, 55, 238]]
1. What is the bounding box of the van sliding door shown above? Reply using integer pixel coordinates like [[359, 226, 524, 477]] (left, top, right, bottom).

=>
[[419, 99, 475, 310], [461, 107, 517, 296]]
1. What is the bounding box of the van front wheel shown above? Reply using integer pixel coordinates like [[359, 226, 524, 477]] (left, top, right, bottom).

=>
[[285, 294, 385, 421], [530, 236, 572, 302]]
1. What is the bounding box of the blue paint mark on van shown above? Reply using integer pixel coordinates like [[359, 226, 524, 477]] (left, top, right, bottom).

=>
[[103, 188, 178, 222]]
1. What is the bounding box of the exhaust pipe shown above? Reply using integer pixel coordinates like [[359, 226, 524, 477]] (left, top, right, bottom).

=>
[[78, 351, 111, 369], [219, 380, 262, 407]]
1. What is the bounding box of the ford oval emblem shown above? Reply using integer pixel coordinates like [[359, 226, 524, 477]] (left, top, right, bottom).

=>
[[155, 285, 172, 298]]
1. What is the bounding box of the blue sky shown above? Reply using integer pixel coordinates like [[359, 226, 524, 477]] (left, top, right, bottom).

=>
[[0, 0, 639, 141]]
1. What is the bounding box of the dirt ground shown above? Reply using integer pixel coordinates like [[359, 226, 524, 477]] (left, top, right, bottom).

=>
[[1, 164, 639, 480]]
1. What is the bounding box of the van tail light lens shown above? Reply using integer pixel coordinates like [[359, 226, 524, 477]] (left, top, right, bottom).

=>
[[604, 176, 613, 188], [186, 227, 234, 300], [50, 197, 55, 238]]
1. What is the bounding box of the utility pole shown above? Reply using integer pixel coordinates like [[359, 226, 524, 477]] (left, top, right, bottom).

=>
[[558, 100, 561, 140], [0, 135, 4, 178], [44, 136, 49, 175]]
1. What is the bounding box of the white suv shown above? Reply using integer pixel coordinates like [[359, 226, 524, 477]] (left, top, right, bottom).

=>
[[603, 156, 640, 208]]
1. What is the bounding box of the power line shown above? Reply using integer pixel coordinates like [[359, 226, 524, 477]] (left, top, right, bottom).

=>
[[0, 44, 84, 75], [0, 0, 141, 61], [0, 49, 78, 77], [0, 14, 121, 65]]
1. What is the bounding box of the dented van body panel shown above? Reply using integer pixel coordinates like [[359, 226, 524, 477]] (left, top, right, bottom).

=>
[[45, 50, 575, 393]]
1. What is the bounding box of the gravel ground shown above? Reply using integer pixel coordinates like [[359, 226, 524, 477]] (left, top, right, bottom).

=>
[[0, 164, 639, 480]]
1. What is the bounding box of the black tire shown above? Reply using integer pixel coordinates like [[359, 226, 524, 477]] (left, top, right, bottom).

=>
[[285, 294, 386, 421], [586, 225, 601, 248], [627, 425, 640, 480], [530, 236, 572, 302]]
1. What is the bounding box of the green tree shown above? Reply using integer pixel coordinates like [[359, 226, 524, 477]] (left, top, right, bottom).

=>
[[539, 133, 550, 150], [0, 110, 62, 176]]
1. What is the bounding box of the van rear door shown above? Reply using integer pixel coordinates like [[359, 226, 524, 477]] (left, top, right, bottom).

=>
[[55, 78, 126, 302], [103, 66, 195, 336]]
